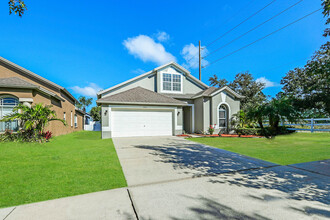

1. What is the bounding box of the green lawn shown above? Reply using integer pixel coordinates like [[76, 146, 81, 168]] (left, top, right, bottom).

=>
[[0, 131, 127, 208], [190, 133, 330, 165]]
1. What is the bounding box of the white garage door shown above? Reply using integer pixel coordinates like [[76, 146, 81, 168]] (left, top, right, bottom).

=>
[[111, 109, 173, 137]]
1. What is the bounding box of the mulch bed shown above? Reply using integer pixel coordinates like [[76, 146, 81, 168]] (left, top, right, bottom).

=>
[[176, 134, 192, 137]]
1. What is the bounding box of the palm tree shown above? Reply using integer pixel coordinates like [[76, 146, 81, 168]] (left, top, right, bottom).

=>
[[246, 96, 301, 138], [1, 103, 66, 134], [76, 96, 93, 112]]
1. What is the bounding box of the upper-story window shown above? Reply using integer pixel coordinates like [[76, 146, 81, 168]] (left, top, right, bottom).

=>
[[162, 73, 182, 92]]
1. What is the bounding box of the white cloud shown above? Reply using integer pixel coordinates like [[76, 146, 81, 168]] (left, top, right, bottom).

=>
[[131, 68, 146, 74], [181, 43, 209, 69], [156, 31, 170, 42], [256, 77, 278, 88], [123, 35, 176, 65], [70, 83, 102, 97]]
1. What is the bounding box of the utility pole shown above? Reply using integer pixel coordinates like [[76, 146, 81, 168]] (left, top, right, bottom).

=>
[[199, 40, 201, 80]]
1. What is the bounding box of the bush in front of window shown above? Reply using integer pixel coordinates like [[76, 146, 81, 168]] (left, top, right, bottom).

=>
[[0, 103, 65, 142], [0, 129, 53, 143]]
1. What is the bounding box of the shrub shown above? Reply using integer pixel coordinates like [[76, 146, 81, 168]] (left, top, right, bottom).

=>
[[43, 131, 52, 141], [0, 130, 53, 143], [235, 126, 294, 136]]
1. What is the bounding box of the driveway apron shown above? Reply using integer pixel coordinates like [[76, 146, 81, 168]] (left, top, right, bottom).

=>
[[113, 136, 330, 220]]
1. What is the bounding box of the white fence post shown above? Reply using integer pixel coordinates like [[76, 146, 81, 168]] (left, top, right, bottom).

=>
[[311, 118, 314, 133]]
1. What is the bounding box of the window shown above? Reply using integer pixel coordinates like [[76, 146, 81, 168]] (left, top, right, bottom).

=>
[[63, 112, 66, 121], [74, 114, 77, 128], [71, 111, 73, 127], [0, 96, 19, 132], [218, 105, 227, 128], [162, 73, 181, 92]]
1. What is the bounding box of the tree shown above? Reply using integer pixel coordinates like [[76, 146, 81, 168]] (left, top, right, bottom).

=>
[[89, 106, 101, 121], [322, 0, 330, 37], [209, 72, 267, 111], [281, 42, 330, 116], [76, 96, 93, 112], [1, 103, 66, 134], [209, 75, 228, 88], [246, 96, 301, 138], [8, 0, 26, 17]]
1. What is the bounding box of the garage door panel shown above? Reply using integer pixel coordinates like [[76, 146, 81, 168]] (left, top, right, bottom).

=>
[[111, 109, 173, 137]]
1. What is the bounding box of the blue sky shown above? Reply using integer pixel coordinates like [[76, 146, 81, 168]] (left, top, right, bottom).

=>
[[0, 0, 327, 108]]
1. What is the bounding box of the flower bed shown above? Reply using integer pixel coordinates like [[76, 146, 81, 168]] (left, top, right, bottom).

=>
[[176, 134, 192, 138]]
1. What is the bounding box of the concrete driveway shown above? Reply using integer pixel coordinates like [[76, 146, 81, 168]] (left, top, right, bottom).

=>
[[113, 136, 330, 220], [1, 136, 329, 220]]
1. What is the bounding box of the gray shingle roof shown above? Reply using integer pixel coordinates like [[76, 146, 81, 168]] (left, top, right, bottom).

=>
[[162, 93, 196, 99], [0, 77, 39, 89], [0, 77, 65, 101], [97, 87, 187, 106], [192, 87, 219, 98], [0, 56, 78, 103]]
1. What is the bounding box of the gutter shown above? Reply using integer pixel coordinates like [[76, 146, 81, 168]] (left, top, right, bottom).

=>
[[96, 100, 188, 107]]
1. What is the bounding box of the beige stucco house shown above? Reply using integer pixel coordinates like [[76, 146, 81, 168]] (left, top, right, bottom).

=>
[[0, 57, 84, 136], [97, 62, 243, 138]]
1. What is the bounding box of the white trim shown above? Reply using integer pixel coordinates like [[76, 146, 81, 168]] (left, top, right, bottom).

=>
[[19, 98, 33, 103], [216, 102, 231, 129], [70, 111, 73, 127], [187, 104, 195, 132], [210, 86, 244, 99], [102, 126, 111, 131], [108, 105, 177, 110], [176, 125, 183, 130], [160, 71, 183, 94], [109, 105, 176, 136], [74, 114, 78, 128], [97, 62, 208, 96]]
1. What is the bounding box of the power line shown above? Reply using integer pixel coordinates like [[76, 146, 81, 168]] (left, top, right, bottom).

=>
[[214, 0, 256, 34], [202, 8, 322, 69], [184, 0, 270, 63], [204, 0, 304, 59], [256, 56, 309, 75], [205, 0, 277, 48]]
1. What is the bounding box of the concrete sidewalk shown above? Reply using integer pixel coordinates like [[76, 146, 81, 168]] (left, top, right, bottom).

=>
[[1, 188, 136, 220], [1, 136, 329, 219]]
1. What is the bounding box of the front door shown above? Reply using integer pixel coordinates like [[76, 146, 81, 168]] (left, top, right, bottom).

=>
[[183, 106, 193, 133]]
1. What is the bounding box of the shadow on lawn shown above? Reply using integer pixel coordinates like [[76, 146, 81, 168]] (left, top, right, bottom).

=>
[[135, 142, 330, 206]]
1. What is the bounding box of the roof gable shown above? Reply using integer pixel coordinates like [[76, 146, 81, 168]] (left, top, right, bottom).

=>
[[192, 86, 244, 99], [97, 86, 186, 106], [0, 56, 78, 103], [97, 62, 208, 96]]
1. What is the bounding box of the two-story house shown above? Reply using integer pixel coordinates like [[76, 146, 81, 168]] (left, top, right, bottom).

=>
[[0, 57, 85, 136], [97, 62, 243, 138]]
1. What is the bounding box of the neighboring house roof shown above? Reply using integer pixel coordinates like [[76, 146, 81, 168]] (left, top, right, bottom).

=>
[[97, 62, 209, 96], [192, 86, 245, 99], [75, 108, 86, 115], [0, 77, 64, 101], [0, 77, 39, 89], [0, 56, 78, 103], [97, 86, 187, 106]]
